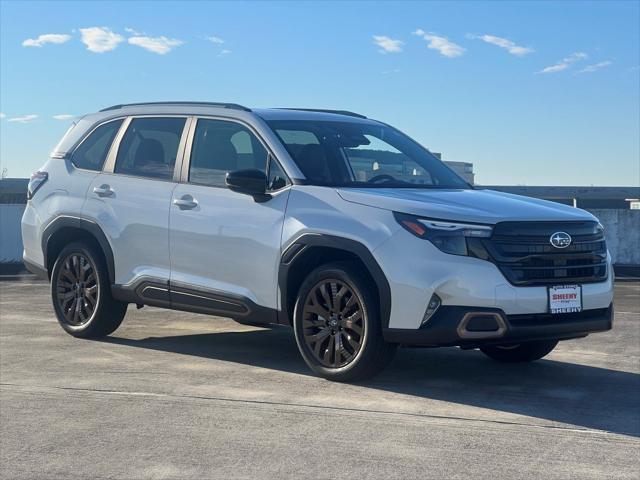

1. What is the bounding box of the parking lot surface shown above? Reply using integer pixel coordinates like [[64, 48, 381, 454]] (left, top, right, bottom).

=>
[[1, 279, 638, 479]]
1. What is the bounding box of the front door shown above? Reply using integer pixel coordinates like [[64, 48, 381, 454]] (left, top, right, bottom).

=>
[[169, 118, 290, 320]]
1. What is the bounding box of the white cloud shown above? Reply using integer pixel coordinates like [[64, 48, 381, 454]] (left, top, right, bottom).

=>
[[0, 112, 5, 119], [7, 114, 38, 123], [22, 33, 71, 47], [219, 49, 232, 56], [578, 60, 612, 74], [414, 30, 465, 58], [207, 36, 225, 44], [537, 52, 588, 74], [125, 27, 143, 35], [52, 114, 76, 120], [80, 27, 124, 53], [472, 34, 534, 56], [128, 35, 184, 54], [372, 35, 404, 54]]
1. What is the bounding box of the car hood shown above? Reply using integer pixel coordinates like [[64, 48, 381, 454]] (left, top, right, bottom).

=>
[[336, 188, 597, 225]]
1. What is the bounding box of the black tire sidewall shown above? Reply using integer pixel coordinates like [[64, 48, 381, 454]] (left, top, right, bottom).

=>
[[293, 262, 384, 380], [51, 242, 108, 336]]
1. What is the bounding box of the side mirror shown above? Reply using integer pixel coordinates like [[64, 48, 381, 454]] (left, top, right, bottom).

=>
[[225, 168, 270, 201]]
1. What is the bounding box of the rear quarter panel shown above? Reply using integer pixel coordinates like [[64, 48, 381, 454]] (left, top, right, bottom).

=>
[[21, 159, 98, 267]]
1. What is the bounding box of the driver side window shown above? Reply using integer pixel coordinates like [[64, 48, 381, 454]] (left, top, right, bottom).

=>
[[189, 119, 268, 187]]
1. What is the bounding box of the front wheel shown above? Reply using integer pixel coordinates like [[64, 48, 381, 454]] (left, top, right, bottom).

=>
[[51, 242, 127, 338], [293, 262, 397, 382], [480, 340, 559, 363]]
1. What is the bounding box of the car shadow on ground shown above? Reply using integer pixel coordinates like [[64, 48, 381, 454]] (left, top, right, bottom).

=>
[[103, 327, 640, 438]]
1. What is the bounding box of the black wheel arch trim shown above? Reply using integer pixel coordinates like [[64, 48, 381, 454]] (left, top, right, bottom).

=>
[[41, 216, 116, 284], [278, 233, 392, 328]]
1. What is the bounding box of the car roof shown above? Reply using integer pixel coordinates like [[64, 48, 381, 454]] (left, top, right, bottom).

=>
[[252, 108, 375, 124], [95, 102, 377, 123], [52, 103, 380, 156]]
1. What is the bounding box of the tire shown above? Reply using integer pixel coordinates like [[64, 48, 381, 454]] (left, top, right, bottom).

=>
[[51, 241, 127, 338], [293, 262, 397, 382], [480, 340, 559, 363]]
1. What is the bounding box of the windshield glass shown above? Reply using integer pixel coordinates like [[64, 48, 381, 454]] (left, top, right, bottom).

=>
[[267, 120, 469, 189]]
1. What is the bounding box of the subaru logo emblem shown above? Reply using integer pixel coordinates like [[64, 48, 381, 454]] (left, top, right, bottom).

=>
[[550, 231, 572, 248]]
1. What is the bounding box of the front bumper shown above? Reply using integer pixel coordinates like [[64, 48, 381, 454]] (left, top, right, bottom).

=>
[[383, 304, 613, 347], [373, 228, 615, 330]]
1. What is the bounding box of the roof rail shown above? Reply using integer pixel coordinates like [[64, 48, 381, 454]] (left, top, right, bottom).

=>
[[277, 108, 367, 119], [100, 101, 251, 112]]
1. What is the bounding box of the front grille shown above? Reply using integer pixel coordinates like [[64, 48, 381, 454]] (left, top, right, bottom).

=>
[[480, 221, 608, 286]]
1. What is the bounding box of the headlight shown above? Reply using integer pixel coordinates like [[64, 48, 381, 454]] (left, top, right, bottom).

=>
[[394, 212, 493, 256]]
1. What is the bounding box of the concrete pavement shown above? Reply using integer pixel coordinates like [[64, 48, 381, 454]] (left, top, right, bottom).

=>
[[1, 279, 638, 479]]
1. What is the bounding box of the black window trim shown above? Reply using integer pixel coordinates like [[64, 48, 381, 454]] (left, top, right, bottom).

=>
[[181, 115, 292, 192], [68, 117, 127, 173], [266, 153, 291, 193]]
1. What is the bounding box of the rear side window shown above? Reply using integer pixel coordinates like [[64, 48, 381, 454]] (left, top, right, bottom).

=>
[[114, 117, 186, 180], [71, 119, 123, 171], [189, 119, 268, 187]]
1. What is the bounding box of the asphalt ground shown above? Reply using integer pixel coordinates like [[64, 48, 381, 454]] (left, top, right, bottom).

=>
[[1, 278, 638, 479]]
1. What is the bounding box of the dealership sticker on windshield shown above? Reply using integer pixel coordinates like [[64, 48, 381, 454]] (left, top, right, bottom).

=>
[[548, 285, 582, 314]]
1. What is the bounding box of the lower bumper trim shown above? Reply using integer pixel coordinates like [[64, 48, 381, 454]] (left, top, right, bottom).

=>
[[383, 304, 613, 347]]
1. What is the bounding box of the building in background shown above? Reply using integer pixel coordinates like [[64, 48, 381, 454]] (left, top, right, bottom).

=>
[[0, 178, 28, 269], [432, 152, 477, 185], [442, 160, 475, 185], [484, 185, 639, 210]]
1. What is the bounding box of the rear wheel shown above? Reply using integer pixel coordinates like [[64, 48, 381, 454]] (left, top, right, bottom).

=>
[[51, 242, 127, 338], [480, 340, 559, 363], [293, 262, 396, 382]]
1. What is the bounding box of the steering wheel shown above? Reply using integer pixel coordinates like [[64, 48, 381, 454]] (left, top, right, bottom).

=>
[[367, 174, 396, 184]]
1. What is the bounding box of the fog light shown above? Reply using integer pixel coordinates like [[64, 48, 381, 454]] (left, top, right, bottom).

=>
[[421, 294, 441, 326]]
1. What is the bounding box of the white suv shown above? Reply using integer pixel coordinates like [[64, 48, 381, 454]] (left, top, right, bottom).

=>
[[22, 102, 614, 381]]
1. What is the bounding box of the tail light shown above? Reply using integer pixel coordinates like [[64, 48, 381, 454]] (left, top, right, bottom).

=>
[[27, 171, 48, 200]]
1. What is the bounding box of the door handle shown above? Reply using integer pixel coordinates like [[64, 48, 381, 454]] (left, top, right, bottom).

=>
[[93, 184, 114, 197], [173, 194, 198, 210]]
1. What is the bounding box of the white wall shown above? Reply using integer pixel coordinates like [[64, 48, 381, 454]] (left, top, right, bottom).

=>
[[588, 209, 640, 266]]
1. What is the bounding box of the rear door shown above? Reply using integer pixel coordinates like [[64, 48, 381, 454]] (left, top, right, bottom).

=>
[[169, 117, 291, 319], [84, 116, 190, 288]]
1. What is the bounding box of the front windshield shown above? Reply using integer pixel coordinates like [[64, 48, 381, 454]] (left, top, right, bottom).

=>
[[267, 120, 469, 189]]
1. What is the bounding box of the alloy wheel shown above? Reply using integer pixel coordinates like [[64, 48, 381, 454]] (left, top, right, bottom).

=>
[[301, 279, 365, 368], [55, 253, 99, 326]]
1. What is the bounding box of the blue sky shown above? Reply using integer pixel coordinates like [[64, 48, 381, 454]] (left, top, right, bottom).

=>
[[1, 0, 638, 185]]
